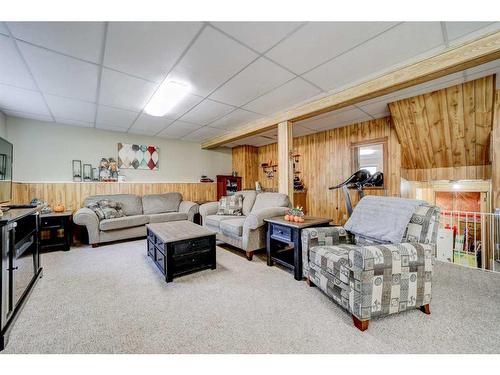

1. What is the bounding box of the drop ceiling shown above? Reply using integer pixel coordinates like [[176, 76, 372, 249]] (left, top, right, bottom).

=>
[[0, 21, 499, 144]]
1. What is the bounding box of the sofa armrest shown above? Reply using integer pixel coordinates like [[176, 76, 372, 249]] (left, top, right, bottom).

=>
[[179, 201, 199, 222], [73, 207, 100, 244], [199, 202, 219, 219], [244, 207, 290, 231], [348, 242, 433, 320], [301, 226, 348, 277]]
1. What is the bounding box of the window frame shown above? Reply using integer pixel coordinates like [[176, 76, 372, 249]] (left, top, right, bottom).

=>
[[350, 137, 388, 190]]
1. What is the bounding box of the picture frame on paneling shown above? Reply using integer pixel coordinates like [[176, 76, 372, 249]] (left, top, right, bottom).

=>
[[72, 160, 82, 182], [92, 168, 100, 181], [83, 164, 92, 182]]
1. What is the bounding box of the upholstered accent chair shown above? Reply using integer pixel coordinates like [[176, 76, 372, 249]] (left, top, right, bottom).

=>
[[301, 203, 439, 331], [199, 190, 291, 260]]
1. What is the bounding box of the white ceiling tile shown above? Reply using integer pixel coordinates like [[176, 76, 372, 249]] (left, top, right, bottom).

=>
[[181, 126, 228, 142], [104, 22, 202, 82], [180, 99, 235, 125], [465, 59, 500, 75], [465, 68, 500, 85], [95, 124, 130, 133], [167, 26, 258, 97], [99, 68, 158, 112], [211, 22, 302, 53], [156, 92, 204, 119], [0, 35, 36, 90], [128, 113, 174, 135], [96, 105, 138, 129], [210, 109, 262, 130], [55, 118, 94, 128], [158, 120, 202, 139], [0, 84, 50, 115], [266, 22, 397, 74], [0, 23, 9, 35], [243, 78, 321, 116], [303, 22, 445, 92], [18, 42, 99, 101], [2, 109, 53, 123], [45, 94, 96, 123], [209, 57, 295, 106], [445, 22, 497, 42], [297, 106, 371, 130], [357, 100, 390, 117], [7, 22, 106, 63], [251, 136, 277, 147]]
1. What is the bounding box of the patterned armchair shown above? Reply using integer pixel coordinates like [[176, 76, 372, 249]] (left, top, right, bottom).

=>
[[301, 205, 439, 331]]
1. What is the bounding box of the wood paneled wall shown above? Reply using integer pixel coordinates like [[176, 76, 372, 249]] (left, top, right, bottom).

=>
[[257, 143, 279, 191], [11, 182, 217, 212], [389, 75, 495, 170], [401, 165, 492, 182], [236, 117, 401, 223], [231, 145, 259, 189], [493, 89, 500, 209]]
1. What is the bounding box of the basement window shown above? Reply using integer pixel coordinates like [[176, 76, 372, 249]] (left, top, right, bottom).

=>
[[351, 138, 387, 188]]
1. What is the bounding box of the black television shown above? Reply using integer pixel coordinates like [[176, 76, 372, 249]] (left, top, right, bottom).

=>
[[0, 136, 13, 204]]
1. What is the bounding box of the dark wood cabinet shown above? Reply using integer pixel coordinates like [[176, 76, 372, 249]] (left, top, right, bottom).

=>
[[1, 207, 42, 351], [146, 223, 216, 283], [216, 175, 242, 200], [40, 211, 72, 251]]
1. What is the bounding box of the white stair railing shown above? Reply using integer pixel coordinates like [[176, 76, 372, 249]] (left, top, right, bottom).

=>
[[438, 210, 500, 272]]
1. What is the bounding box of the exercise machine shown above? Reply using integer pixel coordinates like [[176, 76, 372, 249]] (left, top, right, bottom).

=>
[[329, 170, 384, 216]]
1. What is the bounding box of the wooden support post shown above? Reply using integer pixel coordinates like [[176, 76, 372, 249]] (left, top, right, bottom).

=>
[[493, 89, 500, 211], [278, 121, 294, 206]]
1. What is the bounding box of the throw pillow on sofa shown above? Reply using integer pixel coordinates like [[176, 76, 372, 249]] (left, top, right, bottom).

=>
[[87, 199, 125, 220], [217, 195, 243, 216]]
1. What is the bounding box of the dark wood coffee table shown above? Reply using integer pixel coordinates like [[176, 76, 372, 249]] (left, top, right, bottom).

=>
[[264, 216, 332, 281], [147, 221, 216, 283]]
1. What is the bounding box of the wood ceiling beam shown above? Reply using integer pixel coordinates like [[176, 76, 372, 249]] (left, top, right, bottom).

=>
[[201, 30, 500, 149]]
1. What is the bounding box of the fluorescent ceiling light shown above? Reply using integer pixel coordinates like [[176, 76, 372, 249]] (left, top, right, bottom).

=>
[[144, 81, 190, 117]]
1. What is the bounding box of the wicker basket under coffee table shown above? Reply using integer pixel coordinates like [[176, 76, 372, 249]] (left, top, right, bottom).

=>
[[147, 221, 216, 283]]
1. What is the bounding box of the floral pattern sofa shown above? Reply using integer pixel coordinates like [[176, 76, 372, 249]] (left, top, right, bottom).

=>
[[301, 204, 440, 331]]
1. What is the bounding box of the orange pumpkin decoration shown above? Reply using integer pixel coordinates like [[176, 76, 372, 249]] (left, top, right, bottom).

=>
[[284, 214, 290, 221], [294, 216, 301, 222], [53, 204, 65, 213]]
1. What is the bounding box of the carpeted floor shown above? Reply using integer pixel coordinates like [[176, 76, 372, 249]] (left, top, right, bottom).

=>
[[2, 239, 500, 354]]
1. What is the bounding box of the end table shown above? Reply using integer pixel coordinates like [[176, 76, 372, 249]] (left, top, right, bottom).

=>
[[40, 211, 73, 251], [265, 216, 332, 280]]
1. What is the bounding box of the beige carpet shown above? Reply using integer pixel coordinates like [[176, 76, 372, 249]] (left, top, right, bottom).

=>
[[2, 239, 500, 354]]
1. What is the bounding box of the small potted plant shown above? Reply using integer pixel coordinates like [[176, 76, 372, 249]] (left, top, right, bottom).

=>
[[284, 206, 305, 223]]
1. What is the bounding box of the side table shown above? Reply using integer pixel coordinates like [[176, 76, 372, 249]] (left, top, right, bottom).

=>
[[265, 216, 331, 281], [40, 211, 73, 251]]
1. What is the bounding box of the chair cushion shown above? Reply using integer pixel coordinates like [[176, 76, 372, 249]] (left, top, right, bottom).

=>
[[217, 194, 243, 216], [403, 205, 440, 244], [99, 214, 149, 231], [142, 193, 182, 215], [148, 212, 188, 223], [205, 215, 239, 230], [85, 194, 143, 216], [237, 190, 258, 216], [251, 192, 290, 213], [309, 245, 355, 284], [220, 217, 246, 237]]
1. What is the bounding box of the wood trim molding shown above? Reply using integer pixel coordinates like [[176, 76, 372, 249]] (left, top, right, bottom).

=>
[[202, 30, 500, 149]]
